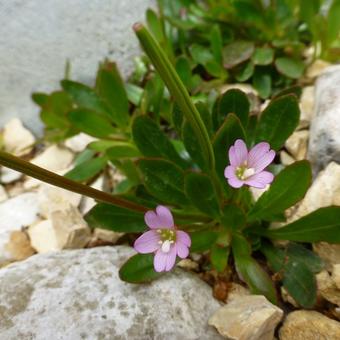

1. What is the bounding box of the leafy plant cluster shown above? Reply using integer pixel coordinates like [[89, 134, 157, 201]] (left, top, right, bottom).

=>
[[0, 2, 339, 309], [152, 0, 340, 98]]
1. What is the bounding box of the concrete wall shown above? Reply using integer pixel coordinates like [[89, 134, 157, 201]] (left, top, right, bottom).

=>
[[0, 0, 155, 135]]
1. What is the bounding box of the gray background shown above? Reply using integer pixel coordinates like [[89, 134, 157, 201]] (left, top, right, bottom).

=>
[[0, 0, 155, 135]]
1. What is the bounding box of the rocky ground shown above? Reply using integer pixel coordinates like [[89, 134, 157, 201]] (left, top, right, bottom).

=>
[[1, 61, 340, 339]]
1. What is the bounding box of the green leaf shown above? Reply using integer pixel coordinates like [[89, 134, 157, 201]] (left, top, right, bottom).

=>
[[85, 203, 146, 232], [141, 74, 164, 115], [255, 94, 300, 150], [137, 158, 188, 205], [212, 89, 250, 129], [125, 83, 144, 106], [252, 47, 274, 65], [248, 161, 312, 221], [61, 79, 109, 116], [211, 244, 229, 272], [182, 122, 207, 170], [89, 140, 124, 152], [132, 115, 186, 167], [235, 61, 254, 82], [232, 234, 277, 303], [275, 58, 305, 79], [68, 108, 116, 138], [263, 206, 340, 243], [221, 204, 246, 231], [213, 113, 246, 184], [134, 24, 215, 174], [253, 68, 271, 99], [190, 231, 218, 252], [223, 40, 255, 69], [274, 86, 302, 99], [286, 243, 324, 273], [184, 172, 220, 217], [146, 8, 165, 42], [176, 57, 192, 90], [328, 0, 340, 44], [262, 242, 317, 308], [106, 144, 141, 160], [65, 156, 107, 182], [119, 253, 163, 283], [96, 62, 129, 127], [210, 25, 223, 64]]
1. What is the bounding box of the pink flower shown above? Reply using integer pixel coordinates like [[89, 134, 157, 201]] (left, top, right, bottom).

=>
[[134, 205, 191, 272], [224, 139, 275, 189]]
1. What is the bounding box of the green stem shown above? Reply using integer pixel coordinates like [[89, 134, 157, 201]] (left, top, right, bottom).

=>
[[133, 23, 215, 172], [0, 151, 147, 213]]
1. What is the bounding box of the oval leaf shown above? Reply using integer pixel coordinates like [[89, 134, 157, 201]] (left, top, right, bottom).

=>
[[232, 234, 277, 303], [184, 172, 220, 217], [132, 115, 186, 167], [68, 108, 116, 138], [255, 94, 300, 150], [248, 161, 312, 221], [137, 158, 188, 205], [190, 231, 218, 252], [264, 206, 340, 243], [212, 89, 250, 129], [96, 62, 129, 127], [85, 203, 146, 232], [275, 57, 305, 79], [65, 156, 107, 182], [119, 253, 163, 283]]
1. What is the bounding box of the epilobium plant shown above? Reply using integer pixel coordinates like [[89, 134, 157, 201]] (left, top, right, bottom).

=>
[[0, 24, 339, 309]]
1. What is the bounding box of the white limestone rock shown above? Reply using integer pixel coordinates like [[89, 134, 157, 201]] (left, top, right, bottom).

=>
[[285, 130, 309, 161], [0, 167, 22, 184], [299, 86, 315, 128], [208, 295, 283, 340], [28, 206, 91, 253], [279, 310, 340, 340], [0, 246, 222, 339], [2, 118, 35, 156], [308, 66, 340, 173], [0, 184, 8, 202], [313, 242, 340, 272], [24, 145, 74, 188], [37, 183, 82, 218], [289, 162, 340, 223], [64, 133, 97, 153], [0, 193, 39, 264]]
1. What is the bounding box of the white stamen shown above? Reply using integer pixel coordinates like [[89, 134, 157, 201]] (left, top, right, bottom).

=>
[[243, 168, 255, 179], [161, 240, 171, 253], [158, 240, 162, 244]]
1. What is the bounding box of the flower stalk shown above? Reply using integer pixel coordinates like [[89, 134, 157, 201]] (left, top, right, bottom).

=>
[[133, 23, 215, 172], [0, 151, 147, 213]]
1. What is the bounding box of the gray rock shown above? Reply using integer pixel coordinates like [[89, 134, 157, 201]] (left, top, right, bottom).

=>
[[0, 246, 222, 340], [308, 65, 340, 174], [0, 0, 155, 135]]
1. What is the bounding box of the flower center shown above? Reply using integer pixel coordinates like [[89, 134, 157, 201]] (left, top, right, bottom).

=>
[[235, 165, 255, 180], [157, 229, 176, 253]]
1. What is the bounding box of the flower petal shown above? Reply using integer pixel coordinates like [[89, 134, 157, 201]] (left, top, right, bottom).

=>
[[134, 230, 160, 254], [144, 210, 160, 229], [234, 139, 248, 165], [224, 165, 236, 179], [176, 241, 189, 258], [176, 230, 191, 247], [144, 205, 175, 229], [154, 249, 168, 272], [228, 177, 244, 188], [165, 245, 177, 271], [247, 142, 270, 168], [253, 150, 276, 172], [228, 146, 238, 166], [156, 205, 174, 228], [245, 171, 274, 188]]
